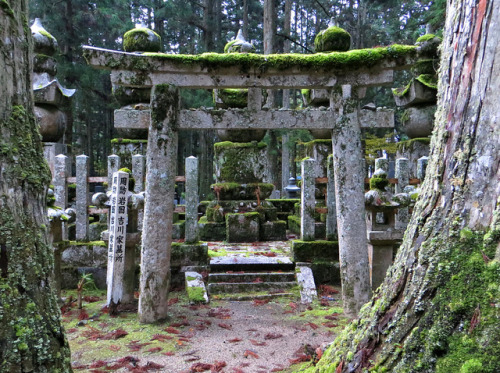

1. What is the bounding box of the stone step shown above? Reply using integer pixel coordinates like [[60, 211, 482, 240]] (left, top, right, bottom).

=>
[[207, 281, 298, 295], [208, 272, 296, 283], [210, 292, 296, 301], [209, 256, 294, 272]]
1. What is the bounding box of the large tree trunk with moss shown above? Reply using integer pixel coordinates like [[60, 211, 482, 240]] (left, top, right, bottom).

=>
[[312, 1, 500, 372], [0, 2, 73, 372]]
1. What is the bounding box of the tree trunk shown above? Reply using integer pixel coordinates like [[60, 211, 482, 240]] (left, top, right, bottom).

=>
[[0, 2, 73, 371], [313, 0, 500, 371]]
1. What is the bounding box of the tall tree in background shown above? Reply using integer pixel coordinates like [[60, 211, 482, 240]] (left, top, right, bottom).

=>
[[0, 1, 72, 371], [311, 0, 500, 371]]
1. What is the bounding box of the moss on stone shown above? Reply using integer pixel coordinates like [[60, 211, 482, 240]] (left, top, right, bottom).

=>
[[396, 137, 431, 152], [68, 240, 107, 247], [370, 176, 389, 191], [217, 88, 248, 108], [138, 44, 417, 73], [416, 73, 438, 89], [412, 59, 438, 75], [292, 240, 339, 262], [314, 26, 351, 52], [111, 138, 148, 144], [123, 27, 161, 53], [416, 33, 437, 43], [186, 286, 206, 303], [214, 141, 267, 150]]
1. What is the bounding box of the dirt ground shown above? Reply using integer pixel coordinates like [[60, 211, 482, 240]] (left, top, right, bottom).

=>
[[64, 287, 347, 373]]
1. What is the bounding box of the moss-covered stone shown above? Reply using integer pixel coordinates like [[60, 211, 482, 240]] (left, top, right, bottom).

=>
[[198, 216, 226, 241], [123, 27, 161, 53], [267, 199, 300, 213], [292, 240, 339, 262], [217, 88, 248, 108], [211, 182, 274, 200], [311, 261, 341, 285], [260, 221, 287, 241], [314, 26, 351, 52], [226, 212, 260, 242], [288, 215, 301, 235], [186, 286, 207, 303], [370, 176, 389, 191], [416, 73, 438, 89], [396, 137, 431, 152], [171, 242, 208, 267]]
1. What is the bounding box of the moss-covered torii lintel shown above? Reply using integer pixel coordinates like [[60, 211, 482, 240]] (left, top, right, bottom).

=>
[[82, 45, 418, 89]]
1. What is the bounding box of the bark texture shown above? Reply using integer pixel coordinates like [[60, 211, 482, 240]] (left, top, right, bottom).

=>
[[0, 1, 72, 371], [311, 0, 500, 372]]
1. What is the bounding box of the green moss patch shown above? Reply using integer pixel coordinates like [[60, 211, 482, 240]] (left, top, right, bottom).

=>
[[217, 88, 248, 108], [396, 137, 431, 152], [314, 26, 351, 52], [292, 240, 339, 262], [123, 27, 161, 52], [416, 73, 438, 89], [111, 138, 148, 144]]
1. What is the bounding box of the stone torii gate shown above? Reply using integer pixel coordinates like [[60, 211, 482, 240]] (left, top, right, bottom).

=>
[[83, 45, 418, 322]]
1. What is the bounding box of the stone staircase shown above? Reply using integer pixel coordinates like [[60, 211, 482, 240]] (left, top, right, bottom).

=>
[[185, 241, 317, 303]]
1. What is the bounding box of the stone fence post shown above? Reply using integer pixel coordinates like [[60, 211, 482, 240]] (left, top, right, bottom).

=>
[[132, 154, 145, 193], [76, 155, 89, 241], [300, 158, 315, 241], [107, 155, 120, 190], [185, 156, 199, 244], [417, 156, 429, 181]]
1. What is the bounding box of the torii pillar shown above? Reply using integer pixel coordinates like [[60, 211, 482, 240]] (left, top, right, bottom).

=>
[[138, 84, 179, 323], [331, 86, 371, 316]]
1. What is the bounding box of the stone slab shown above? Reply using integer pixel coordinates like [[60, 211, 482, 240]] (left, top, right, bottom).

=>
[[296, 264, 318, 304], [185, 271, 209, 304]]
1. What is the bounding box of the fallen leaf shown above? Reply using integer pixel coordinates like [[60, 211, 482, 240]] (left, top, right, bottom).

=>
[[227, 338, 242, 343], [325, 315, 338, 321], [218, 323, 232, 330], [469, 305, 481, 333], [147, 347, 162, 353], [164, 326, 182, 334], [78, 309, 89, 321], [211, 361, 227, 372], [289, 354, 311, 364], [89, 361, 108, 368], [151, 334, 173, 342], [185, 357, 201, 362], [109, 345, 121, 352], [189, 363, 212, 372], [163, 351, 175, 356], [322, 322, 338, 328], [253, 299, 270, 306], [250, 339, 267, 346], [336, 360, 344, 373], [306, 322, 319, 330], [102, 328, 128, 340], [244, 350, 260, 359], [168, 297, 179, 306], [264, 332, 283, 340]]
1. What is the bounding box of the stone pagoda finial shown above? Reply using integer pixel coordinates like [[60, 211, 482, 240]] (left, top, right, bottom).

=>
[[123, 25, 161, 53], [224, 29, 255, 53]]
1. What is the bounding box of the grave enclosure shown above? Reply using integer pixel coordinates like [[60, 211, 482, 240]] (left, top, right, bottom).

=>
[[39, 20, 437, 322]]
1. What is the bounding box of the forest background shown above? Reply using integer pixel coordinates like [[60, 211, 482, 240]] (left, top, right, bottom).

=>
[[29, 0, 446, 193]]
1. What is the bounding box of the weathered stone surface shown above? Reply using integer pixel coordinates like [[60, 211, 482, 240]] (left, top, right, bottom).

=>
[[395, 158, 410, 229], [326, 156, 337, 240], [112, 107, 393, 131], [417, 156, 429, 180], [45, 144, 67, 183], [402, 105, 436, 138], [296, 264, 318, 304], [35, 105, 67, 142], [185, 272, 208, 304], [292, 240, 339, 262], [393, 79, 437, 107], [139, 85, 179, 323], [76, 155, 89, 241], [395, 138, 430, 177], [300, 158, 315, 241], [185, 156, 198, 243], [171, 243, 209, 267], [198, 218, 226, 241], [260, 221, 287, 241], [132, 154, 146, 193], [226, 212, 260, 242], [83, 46, 414, 89]]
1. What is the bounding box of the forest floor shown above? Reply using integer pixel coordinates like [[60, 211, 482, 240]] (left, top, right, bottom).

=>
[[62, 285, 347, 373]]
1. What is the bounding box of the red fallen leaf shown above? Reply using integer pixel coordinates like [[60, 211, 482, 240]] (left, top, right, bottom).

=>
[[71, 363, 89, 370], [250, 339, 267, 346], [283, 310, 293, 314], [319, 284, 339, 295], [264, 332, 283, 340], [100, 305, 109, 314], [253, 299, 270, 306], [246, 328, 258, 331], [227, 338, 242, 343], [232, 369, 245, 373], [178, 337, 191, 342], [306, 322, 319, 330], [335, 360, 344, 373], [243, 350, 260, 359], [253, 277, 263, 283], [469, 305, 481, 333], [185, 357, 201, 362], [89, 360, 108, 368], [102, 328, 128, 340], [81, 326, 104, 341], [325, 315, 338, 320], [168, 297, 179, 306], [320, 299, 330, 307], [164, 326, 181, 334], [127, 341, 151, 351], [262, 252, 277, 257], [289, 354, 311, 364], [189, 363, 212, 372], [288, 302, 298, 310], [218, 323, 232, 330], [207, 308, 231, 319], [109, 345, 121, 352], [66, 328, 78, 334], [271, 366, 285, 372], [163, 352, 175, 356], [322, 322, 338, 328], [144, 361, 164, 369], [83, 295, 101, 303], [316, 347, 323, 359], [78, 309, 89, 321], [147, 347, 162, 353], [151, 334, 173, 342], [211, 361, 227, 372]]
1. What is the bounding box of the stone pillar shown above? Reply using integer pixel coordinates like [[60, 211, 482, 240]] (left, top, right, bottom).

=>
[[375, 157, 389, 174], [107, 155, 120, 190], [300, 158, 315, 241], [281, 132, 292, 192], [54, 154, 69, 210], [331, 86, 371, 316], [132, 154, 145, 193], [417, 156, 429, 181], [139, 85, 179, 323], [185, 156, 199, 244], [76, 155, 89, 241], [326, 155, 337, 240], [395, 157, 410, 230]]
